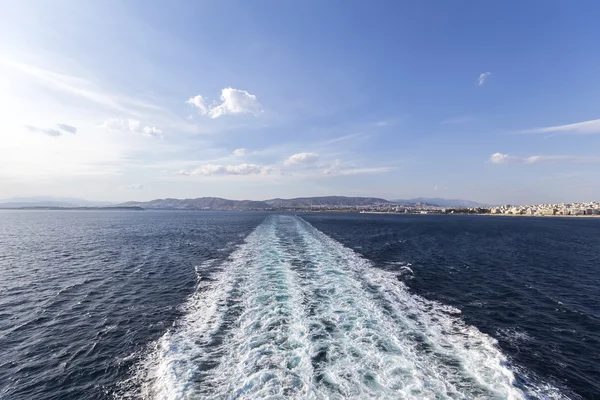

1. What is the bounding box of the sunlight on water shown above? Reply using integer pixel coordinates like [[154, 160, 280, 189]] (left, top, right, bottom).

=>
[[128, 215, 567, 399]]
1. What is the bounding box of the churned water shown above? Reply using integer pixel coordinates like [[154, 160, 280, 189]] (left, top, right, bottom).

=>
[[1, 211, 598, 399]]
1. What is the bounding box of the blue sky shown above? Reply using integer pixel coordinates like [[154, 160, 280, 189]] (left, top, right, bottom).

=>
[[1, 0, 599, 204]]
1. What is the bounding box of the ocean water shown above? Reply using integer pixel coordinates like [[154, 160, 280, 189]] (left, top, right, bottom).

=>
[[0, 211, 598, 399]]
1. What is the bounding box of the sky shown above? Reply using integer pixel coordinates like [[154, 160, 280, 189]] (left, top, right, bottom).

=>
[[1, 0, 599, 204]]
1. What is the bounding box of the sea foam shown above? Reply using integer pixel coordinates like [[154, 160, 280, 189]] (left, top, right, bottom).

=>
[[125, 215, 567, 399]]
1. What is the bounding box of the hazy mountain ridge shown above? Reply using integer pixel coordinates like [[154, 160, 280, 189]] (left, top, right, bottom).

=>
[[265, 196, 391, 208], [392, 197, 489, 208], [1, 196, 487, 211], [0, 197, 115, 208], [118, 197, 272, 210], [119, 196, 393, 210]]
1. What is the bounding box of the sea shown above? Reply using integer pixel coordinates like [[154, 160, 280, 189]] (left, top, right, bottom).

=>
[[0, 210, 598, 399]]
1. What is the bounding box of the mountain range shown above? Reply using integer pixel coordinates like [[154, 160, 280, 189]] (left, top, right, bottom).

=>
[[392, 197, 489, 208], [264, 196, 391, 208], [118, 196, 393, 210], [0, 196, 486, 210]]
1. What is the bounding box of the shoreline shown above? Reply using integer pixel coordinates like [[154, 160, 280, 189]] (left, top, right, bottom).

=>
[[356, 211, 600, 218]]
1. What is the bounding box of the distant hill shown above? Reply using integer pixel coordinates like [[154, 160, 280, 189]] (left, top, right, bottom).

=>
[[392, 197, 489, 208], [0, 201, 78, 208], [116, 196, 392, 210], [265, 196, 392, 208], [5, 195, 487, 211], [118, 197, 272, 210], [0, 196, 114, 208]]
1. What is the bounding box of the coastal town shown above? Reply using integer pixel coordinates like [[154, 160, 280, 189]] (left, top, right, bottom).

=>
[[303, 201, 600, 216], [487, 201, 600, 216]]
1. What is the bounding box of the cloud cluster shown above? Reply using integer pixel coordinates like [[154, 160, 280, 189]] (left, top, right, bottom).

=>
[[518, 118, 600, 135], [103, 118, 162, 138], [478, 72, 491, 86], [232, 148, 248, 157], [489, 152, 600, 164], [180, 163, 274, 176], [26, 123, 77, 137], [284, 152, 319, 166], [187, 88, 262, 119], [175, 150, 392, 179]]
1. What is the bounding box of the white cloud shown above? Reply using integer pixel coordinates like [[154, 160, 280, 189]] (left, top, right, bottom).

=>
[[102, 118, 163, 138], [489, 153, 517, 164], [478, 72, 491, 86], [489, 152, 600, 164], [232, 148, 248, 157], [322, 160, 393, 176], [56, 124, 77, 134], [26, 123, 77, 137], [320, 132, 366, 145], [433, 185, 448, 192], [186, 95, 209, 115], [518, 118, 600, 135], [284, 152, 319, 166], [187, 88, 262, 119], [26, 125, 62, 137], [188, 163, 274, 176], [1, 59, 160, 115], [142, 126, 163, 137]]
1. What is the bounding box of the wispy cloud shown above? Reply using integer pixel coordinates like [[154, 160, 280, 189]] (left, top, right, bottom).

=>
[[320, 132, 367, 145], [182, 163, 275, 176], [187, 88, 262, 119], [56, 124, 77, 134], [2, 59, 160, 116], [489, 152, 600, 164], [518, 118, 600, 135], [284, 152, 319, 166], [26, 123, 77, 137], [322, 160, 393, 176], [26, 126, 62, 137], [478, 72, 491, 86], [102, 118, 163, 138]]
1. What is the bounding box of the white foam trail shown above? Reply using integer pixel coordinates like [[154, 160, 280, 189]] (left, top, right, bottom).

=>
[[128, 231, 262, 399], [292, 217, 524, 399], [125, 215, 568, 399], [193, 217, 314, 398]]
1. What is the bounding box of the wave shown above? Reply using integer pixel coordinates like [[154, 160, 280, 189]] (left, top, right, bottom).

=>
[[122, 215, 568, 399]]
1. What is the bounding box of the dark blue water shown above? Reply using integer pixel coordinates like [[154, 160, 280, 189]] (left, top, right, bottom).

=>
[[0, 210, 267, 399], [0, 211, 598, 399], [303, 213, 600, 399]]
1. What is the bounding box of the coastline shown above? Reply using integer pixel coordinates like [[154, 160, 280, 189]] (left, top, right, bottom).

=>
[[357, 211, 600, 218]]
